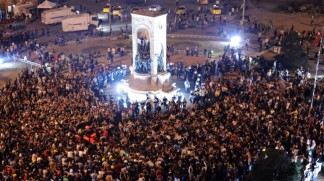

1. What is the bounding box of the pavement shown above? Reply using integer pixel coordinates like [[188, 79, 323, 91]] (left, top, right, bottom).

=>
[[2, 0, 324, 83]]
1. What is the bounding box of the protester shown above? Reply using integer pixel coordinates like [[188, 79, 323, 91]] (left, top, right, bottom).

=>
[[0, 36, 323, 181], [0, 8, 323, 181]]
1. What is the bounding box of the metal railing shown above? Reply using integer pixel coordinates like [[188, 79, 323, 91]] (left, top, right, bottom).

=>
[[167, 34, 229, 41], [16, 58, 42, 68]]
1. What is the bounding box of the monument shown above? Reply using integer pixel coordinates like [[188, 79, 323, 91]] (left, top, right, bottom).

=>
[[120, 9, 178, 101]]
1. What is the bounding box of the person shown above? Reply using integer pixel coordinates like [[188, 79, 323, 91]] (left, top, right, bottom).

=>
[[314, 52, 318, 61], [266, 69, 272, 81], [245, 38, 250, 51], [75, 37, 81, 44], [208, 50, 212, 58], [304, 164, 313, 181], [258, 31, 262, 42], [305, 42, 310, 58], [184, 79, 190, 92], [154, 96, 159, 112], [186, 47, 190, 56], [1, 25, 324, 181], [310, 15, 314, 26]]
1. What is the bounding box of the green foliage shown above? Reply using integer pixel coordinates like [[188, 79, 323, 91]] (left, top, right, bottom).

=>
[[283, 31, 300, 46], [275, 31, 308, 68], [251, 149, 300, 181]]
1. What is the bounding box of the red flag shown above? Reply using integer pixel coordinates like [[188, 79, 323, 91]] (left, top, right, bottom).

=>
[[83, 135, 89, 141], [313, 32, 322, 47]]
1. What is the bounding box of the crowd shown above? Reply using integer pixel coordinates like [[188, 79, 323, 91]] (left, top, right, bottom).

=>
[[134, 38, 151, 74], [0, 28, 52, 61], [0, 30, 323, 181], [0, 2, 324, 180]]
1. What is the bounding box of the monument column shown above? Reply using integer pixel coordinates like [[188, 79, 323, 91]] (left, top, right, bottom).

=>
[[129, 10, 173, 95]]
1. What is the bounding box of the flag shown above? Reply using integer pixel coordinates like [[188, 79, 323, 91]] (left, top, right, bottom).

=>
[[313, 32, 322, 47]]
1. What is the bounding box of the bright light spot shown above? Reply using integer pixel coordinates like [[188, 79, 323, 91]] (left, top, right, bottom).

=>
[[116, 83, 123, 94], [235, 52, 239, 59], [230, 35, 241, 47], [0, 58, 3, 65], [0, 62, 18, 70], [249, 57, 253, 63], [180, 93, 184, 102]]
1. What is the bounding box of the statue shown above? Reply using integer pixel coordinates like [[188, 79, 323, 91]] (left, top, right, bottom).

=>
[[157, 44, 164, 72]]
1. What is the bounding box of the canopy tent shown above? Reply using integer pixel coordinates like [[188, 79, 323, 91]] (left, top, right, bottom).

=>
[[37, 0, 57, 9]]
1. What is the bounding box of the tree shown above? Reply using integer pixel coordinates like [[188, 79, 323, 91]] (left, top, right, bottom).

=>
[[251, 149, 300, 181], [275, 31, 308, 69]]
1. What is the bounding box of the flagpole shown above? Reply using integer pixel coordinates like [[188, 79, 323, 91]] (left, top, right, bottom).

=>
[[310, 26, 324, 110]]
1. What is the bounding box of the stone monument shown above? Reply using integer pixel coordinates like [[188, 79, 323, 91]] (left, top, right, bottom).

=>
[[121, 9, 178, 101]]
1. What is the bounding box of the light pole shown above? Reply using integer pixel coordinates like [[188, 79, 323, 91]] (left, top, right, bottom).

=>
[[108, 0, 112, 36], [310, 26, 324, 110], [241, 0, 246, 30]]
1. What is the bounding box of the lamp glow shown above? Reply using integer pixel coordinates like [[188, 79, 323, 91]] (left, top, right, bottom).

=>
[[116, 83, 123, 94], [230, 35, 241, 47]]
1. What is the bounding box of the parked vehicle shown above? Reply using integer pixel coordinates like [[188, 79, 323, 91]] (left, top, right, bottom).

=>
[[149, 5, 161, 12], [13, 2, 37, 16], [210, 4, 222, 15], [112, 6, 125, 17], [176, 6, 186, 15], [103, 3, 111, 13], [299, 3, 313, 11], [131, 7, 140, 13], [41, 5, 76, 25], [61, 13, 99, 32], [198, 0, 209, 5]]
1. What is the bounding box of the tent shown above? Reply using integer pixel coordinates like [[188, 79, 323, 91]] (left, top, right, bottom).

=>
[[37, 0, 57, 9]]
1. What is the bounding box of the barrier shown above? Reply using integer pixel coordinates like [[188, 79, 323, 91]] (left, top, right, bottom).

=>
[[167, 34, 229, 41], [252, 48, 271, 57], [48, 33, 229, 49], [49, 35, 120, 48], [16, 58, 42, 68]]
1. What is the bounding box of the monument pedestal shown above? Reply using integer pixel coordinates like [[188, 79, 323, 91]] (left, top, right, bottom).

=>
[[120, 9, 179, 102], [121, 67, 179, 101]]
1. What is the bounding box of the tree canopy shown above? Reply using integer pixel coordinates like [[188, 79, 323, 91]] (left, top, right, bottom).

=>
[[251, 149, 301, 181]]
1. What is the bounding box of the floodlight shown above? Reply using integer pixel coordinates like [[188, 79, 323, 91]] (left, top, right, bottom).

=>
[[230, 35, 241, 46], [116, 83, 122, 94]]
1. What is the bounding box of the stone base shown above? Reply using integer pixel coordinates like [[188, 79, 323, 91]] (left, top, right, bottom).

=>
[[119, 67, 179, 102], [121, 83, 179, 102], [128, 66, 174, 92]]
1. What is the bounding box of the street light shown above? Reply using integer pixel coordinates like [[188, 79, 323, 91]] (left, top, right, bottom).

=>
[[104, 0, 112, 35], [109, 6, 112, 35], [240, 0, 246, 31], [310, 26, 324, 110], [230, 35, 242, 47]]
